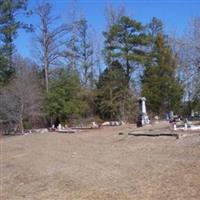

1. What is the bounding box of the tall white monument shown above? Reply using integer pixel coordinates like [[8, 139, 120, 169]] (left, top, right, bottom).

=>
[[137, 97, 150, 127], [140, 97, 147, 114]]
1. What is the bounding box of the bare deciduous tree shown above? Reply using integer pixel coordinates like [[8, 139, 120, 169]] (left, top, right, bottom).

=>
[[169, 16, 200, 114], [61, 0, 81, 71], [174, 17, 200, 103], [188, 17, 200, 100], [34, 2, 68, 92], [103, 4, 126, 66], [105, 3, 126, 30], [0, 56, 42, 134]]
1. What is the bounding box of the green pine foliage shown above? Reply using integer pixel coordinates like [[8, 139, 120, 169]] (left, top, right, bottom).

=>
[[104, 16, 151, 88], [0, 50, 10, 87], [95, 61, 133, 120], [141, 33, 183, 116], [99, 16, 150, 121], [0, 0, 28, 65], [77, 17, 93, 87], [0, 0, 30, 86], [45, 68, 89, 123]]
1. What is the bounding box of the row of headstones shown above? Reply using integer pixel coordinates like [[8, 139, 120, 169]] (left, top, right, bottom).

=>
[[138, 97, 200, 129], [191, 110, 200, 118]]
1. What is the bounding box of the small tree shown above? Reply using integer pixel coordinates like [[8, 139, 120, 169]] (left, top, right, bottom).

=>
[[45, 68, 88, 124]]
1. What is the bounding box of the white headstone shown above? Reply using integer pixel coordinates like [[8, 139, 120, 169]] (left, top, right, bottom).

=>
[[58, 124, 62, 131], [191, 110, 194, 117], [169, 111, 174, 120]]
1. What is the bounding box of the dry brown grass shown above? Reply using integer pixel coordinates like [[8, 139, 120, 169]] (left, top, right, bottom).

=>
[[1, 122, 200, 200]]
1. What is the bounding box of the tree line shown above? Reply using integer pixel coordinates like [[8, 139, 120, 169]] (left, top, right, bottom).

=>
[[0, 0, 199, 133]]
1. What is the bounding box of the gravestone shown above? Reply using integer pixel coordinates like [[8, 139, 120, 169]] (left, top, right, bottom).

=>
[[137, 97, 150, 127], [169, 110, 174, 120], [191, 110, 194, 117]]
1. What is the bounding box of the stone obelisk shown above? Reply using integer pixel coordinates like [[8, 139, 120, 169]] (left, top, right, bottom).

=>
[[137, 97, 150, 127]]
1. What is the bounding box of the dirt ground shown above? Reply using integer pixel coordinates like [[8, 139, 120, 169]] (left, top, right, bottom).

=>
[[1, 122, 200, 200]]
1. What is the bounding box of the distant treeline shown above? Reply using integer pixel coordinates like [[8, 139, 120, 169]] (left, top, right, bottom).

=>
[[0, 0, 199, 133]]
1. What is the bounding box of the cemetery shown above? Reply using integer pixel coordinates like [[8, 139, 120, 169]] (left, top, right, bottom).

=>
[[1, 97, 200, 199], [1, 0, 200, 199], [1, 118, 200, 200]]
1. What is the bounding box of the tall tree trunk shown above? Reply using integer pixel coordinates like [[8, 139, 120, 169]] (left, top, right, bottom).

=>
[[44, 44, 49, 92], [44, 52, 49, 92], [121, 99, 125, 121], [19, 118, 24, 134], [20, 104, 24, 134], [126, 59, 131, 89]]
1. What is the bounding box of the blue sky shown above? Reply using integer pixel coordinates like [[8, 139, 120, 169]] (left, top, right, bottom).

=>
[[15, 0, 200, 59]]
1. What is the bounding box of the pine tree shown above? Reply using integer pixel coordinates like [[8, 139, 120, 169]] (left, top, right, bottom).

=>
[[45, 68, 88, 124], [77, 17, 93, 87], [141, 33, 183, 116], [103, 16, 151, 88], [101, 16, 150, 120], [149, 17, 163, 38], [0, 0, 31, 85], [0, 0, 29, 67], [95, 61, 128, 120], [0, 50, 9, 86]]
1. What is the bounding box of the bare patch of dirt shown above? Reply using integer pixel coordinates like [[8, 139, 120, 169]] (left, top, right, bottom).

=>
[[1, 122, 200, 200]]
